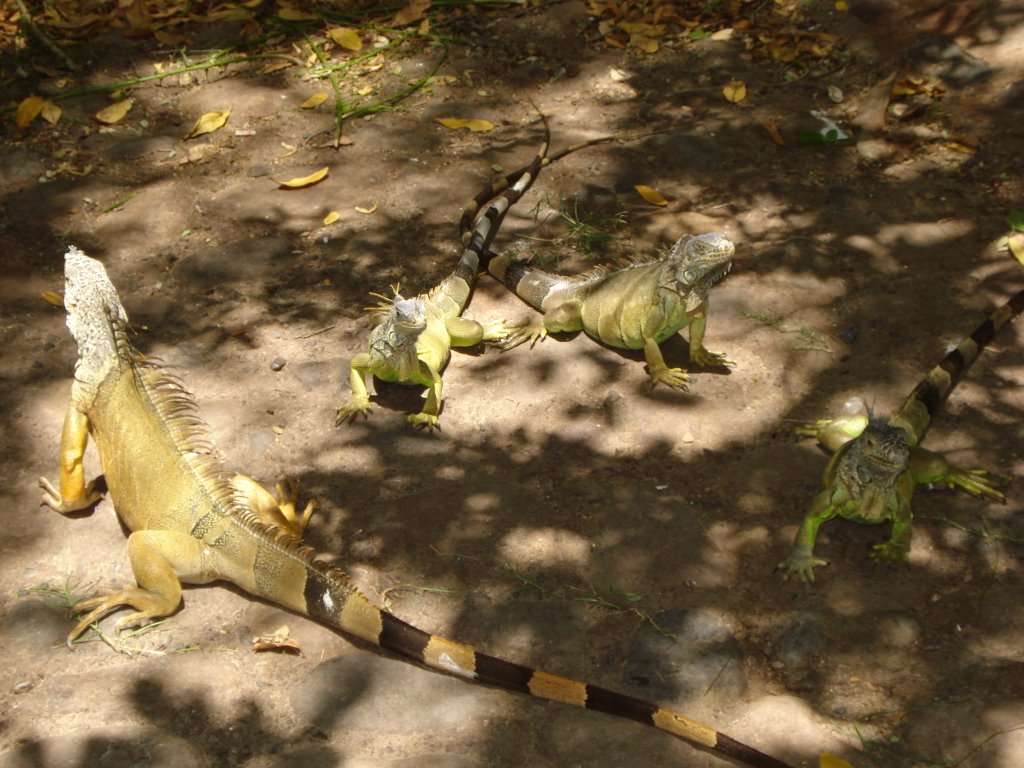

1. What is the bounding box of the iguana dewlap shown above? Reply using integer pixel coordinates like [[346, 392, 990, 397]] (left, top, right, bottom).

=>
[[487, 231, 735, 389], [41, 247, 793, 768]]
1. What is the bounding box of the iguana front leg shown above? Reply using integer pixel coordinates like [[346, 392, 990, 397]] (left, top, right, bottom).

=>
[[336, 352, 374, 425], [408, 362, 443, 429], [778, 489, 838, 581], [231, 474, 314, 541], [643, 335, 690, 389], [687, 312, 732, 368], [871, 493, 913, 564], [39, 405, 104, 513], [909, 446, 1006, 499], [69, 529, 215, 642]]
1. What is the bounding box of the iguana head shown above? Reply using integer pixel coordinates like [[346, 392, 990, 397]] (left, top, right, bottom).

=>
[[661, 232, 734, 311], [63, 246, 129, 386], [835, 420, 911, 520]]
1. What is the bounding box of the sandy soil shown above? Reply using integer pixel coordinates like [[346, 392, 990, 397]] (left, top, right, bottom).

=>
[[2, 2, 1024, 767]]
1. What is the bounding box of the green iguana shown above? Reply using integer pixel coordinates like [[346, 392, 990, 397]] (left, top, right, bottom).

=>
[[41, 247, 793, 768], [336, 118, 631, 429], [484, 230, 735, 389], [778, 288, 1024, 581]]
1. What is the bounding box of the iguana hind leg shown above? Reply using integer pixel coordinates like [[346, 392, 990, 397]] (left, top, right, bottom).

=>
[[69, 530, 214, 642], [445, 316, 510, 347], [231, 474, 314, 541], [39, 405, 104, 513], [909, 446, 1007, 500]]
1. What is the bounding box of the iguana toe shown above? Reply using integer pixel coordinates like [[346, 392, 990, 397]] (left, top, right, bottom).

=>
[[408, 412, 441, 430], [870, 541, 909, 564], [691, 348, 732, 368], [273, 476, 315, 539], [945, 468, 1007, 500], [777, 551, 828, 582], [500, 322, 547, 350], [38, 476, 104, 513]]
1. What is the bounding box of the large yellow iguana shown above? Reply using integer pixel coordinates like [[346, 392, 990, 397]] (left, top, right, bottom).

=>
[[41, 247, 794, 768], [485, 230, 735, 389], [335, 117, 635, 429], [778, 288, 1024, 581]]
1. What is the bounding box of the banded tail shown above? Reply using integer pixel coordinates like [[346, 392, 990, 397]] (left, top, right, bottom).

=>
[[889, 288, 1024, 444], [298, 556, 792, 768]]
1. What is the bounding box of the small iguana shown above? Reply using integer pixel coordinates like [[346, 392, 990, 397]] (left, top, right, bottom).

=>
[[485, 230, 735, 389], [41, 247, 793, 768], [778, 288, 1024, 581], [336, 117, 633, 429]]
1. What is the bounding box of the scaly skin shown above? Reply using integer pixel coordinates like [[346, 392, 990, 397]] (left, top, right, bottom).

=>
[[780, 286, 1024, 581], [487, 232, 735, 389], [40, 247, 793, 768]]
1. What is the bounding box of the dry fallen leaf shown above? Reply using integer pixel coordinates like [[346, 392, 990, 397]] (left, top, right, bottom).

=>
[[273, 167, 330, 188], [723, 79, 747, 103], [302, 92, 329, 109], [278, 7, 319, 21], [323, 210, 341, 225], [355, 203, 378, 214], [327, 26, 362, 51], [762, 117, 785, 146], [435, 117, 495, 132], [16, 96, 45, 129], [819, 754, 854, 768], [95, 99, 134, 125], [252, 625, 302, 653], [185, 109, 230, 139], [1008, 233, 1024, 265], [40, 291, 64, 307], [41, 100, 62, 125], [392, 0, 431, 27], [634, 184, 668, 206]]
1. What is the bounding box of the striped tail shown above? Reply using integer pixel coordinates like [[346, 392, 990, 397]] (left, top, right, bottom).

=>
[[889, 288, 1024, 445], [302, 562, 792, 768]]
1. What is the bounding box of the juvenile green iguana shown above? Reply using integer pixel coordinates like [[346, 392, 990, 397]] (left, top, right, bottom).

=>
[[41, 247, 793, 768], [778, 288, 1024, 581], [336, 118, 631, 429], [485, 230, 735, 389]]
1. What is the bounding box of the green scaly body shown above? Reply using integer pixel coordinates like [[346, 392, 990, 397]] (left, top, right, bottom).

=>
[[41, 247, 792, 768]]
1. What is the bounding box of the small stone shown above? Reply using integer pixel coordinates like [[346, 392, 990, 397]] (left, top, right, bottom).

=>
[[270, 357, 287, 371]]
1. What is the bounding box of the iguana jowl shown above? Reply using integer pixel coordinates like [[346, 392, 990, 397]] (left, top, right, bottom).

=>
[[336, 118, 633, 429], [41, 247, 793, 768], [778, 288, 1024, 581], [486, 230, 735, 389]]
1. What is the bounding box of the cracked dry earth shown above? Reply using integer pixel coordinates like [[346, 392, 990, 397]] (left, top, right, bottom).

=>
[[3, 2, 1024, 767]]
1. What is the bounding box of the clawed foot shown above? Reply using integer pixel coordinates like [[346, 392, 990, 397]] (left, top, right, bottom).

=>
[[38, 476, 104, 514], [336, 397, 373, 426], [648, 364, 690, 390], [945, 467, 1007, 500], [690, 347, 733, 368], [499, 321, 548, 351], [480, 320, 513, 343], [67, 587, 175, 645], [777, 551, 829, 582], [408, 411, 441, 430], [871, 540, 910, 565], [270, 476, 314, 540]]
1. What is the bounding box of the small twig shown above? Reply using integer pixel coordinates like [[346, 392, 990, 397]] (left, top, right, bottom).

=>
[[13, 0, 78, 70], [295, 324, 336, 339]]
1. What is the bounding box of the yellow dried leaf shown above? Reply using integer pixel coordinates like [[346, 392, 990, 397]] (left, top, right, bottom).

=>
[[1009, 233, 1024, 266], [357, 85, 374, 96], [834, 1, 849, 10], [634, 184, 668, 206], [261, 60, 293, 74], [302, 92, 329, 109], [435, 117, 494, 132], [252, 625, 302, 653], [16, 96, 46, 128], [392, 0, 431, 27], [273, 167, 330, 188], [277, 7, 319, 21], [185, 109, 231, 139], [355, 204, 378, 214], [323, 210, 341, 225], [41, 100, 62, 125], [819, 754, 854, 768], [769, 44, 799, 63], [40, 291, 64, 307], [95, 99, 134, 124], [327, 27, 362, 51], [631, 35, 659, 54], [723, 79, 747, 103]]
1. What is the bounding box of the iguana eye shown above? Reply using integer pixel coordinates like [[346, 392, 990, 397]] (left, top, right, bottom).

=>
[[682, 269, 697, 283]]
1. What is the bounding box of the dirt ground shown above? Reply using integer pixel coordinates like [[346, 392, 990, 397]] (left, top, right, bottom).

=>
[[2, 2, 1024, 767]]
